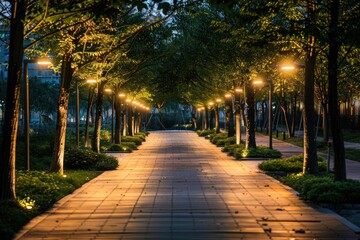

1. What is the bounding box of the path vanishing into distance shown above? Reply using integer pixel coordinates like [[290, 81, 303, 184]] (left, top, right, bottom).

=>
[[16, 131, 359, 239]]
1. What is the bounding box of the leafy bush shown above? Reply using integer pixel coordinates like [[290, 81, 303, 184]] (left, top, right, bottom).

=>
[[122, 136, 143, 146], [259, 154, 327, 173], [210, 133, 227, 144], [121, 141, 138, 150], [0, 171, 100, 240], [281, 173, 360, 204], [196, 129, 216, 137], [108, 143, 134, 152], [64, 148, 118, 170], [235, 146, 281, 159], [222, 144, 244, 156]]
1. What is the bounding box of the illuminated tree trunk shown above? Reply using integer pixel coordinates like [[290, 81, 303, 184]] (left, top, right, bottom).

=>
[[50, 54, 74, 174], [302, 0, 318, 174], [84, 88, 94, 147], [114, 97, 122, 144], [0, 0, 26, 201], [215, 105, 220, 133], [92, 81, 105, 153]]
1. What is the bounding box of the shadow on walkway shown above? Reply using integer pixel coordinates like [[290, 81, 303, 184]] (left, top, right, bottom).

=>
[[16, 131, 359, 239]]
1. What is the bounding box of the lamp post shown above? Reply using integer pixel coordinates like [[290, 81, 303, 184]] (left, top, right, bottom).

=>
[[268, 80, 273, 149], [118, 93, 126, 136], [209, 102, 214, 130], [24, 58, 52, 171]]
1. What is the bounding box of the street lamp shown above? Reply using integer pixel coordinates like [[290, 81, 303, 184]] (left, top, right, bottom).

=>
[[24, 58, 52, 171]]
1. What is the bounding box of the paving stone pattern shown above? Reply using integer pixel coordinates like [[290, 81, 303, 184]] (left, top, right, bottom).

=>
[[16, 131, 359, 239]]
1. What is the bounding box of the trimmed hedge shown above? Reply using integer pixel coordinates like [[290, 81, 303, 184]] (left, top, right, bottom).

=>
[[281, 173, 360, 204], [121, 136, 143, 146], [64, 148, 118, 170], [259, 154, 327, 173]]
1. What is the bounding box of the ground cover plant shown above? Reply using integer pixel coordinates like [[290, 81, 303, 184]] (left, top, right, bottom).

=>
[[0, 171, 101, 240], [196, 130, 281, 159], [259, 155, 360, 204]]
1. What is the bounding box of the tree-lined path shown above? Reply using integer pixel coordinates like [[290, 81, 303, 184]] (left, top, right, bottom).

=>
[[16, 131, 359, 239]]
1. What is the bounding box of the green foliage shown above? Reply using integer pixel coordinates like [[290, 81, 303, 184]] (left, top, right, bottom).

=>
[[281, 174, 360, 204], [210, 133, 227, 144], [235, 146, 282, 159], [64, 148, 118, 170], [216, 136, 236, 146], [0, 171, 100, 240], [108, 143, 134, 152], [259, 155, 327, 173], [121, 136, 143, 146], [196, 129, 216, 137]]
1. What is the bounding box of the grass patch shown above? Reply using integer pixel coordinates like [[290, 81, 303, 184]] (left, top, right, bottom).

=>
[[343, 130, 360, 144], [0, 170, 101, 240], [344, 148, 360, 163]]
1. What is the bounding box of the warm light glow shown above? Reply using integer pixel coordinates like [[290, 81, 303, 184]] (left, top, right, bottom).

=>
[[26, 205, 33, 210], [216, 98, 221, 103], [201, 107, 205, 110], [253, 80, 263, 85], [197, 108, 201, 111], [86, 79, 97, 84], [146, 107, 149, 110], [126, 99, 131, 103], [36, 58, 52, 65], [104, 88, 112, 93], [62, 175, 67, 178], [209, 102, 214, 106], [119, 93, 126, 98], [235, 88, 243, 92], [225, 94, 232, 98], [281, 65, 295, 71]]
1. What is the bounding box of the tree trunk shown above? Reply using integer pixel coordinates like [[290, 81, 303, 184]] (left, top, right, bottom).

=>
[[204, 105, 209, 130], [0, 1, 26, 201], [245, 81, 256, 149], [322, 102, 329, 143], [290, 93, 297, 137], [92, 81, 105, 153], [122, 108, 127, 136], [114, 97, 122, 144], [84, 87, 94, 148], [128, 105, 133, 136], [235, 92, 242, 144], [191, 106, 197, 129], [215, 105, 220, 133], [50, 54, 74, 174], [302, 0, 318, 174], [328, 0, 346, 180], [225, 97, 235, 137]]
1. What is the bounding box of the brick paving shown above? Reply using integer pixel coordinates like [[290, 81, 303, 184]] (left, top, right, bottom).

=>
[[16, 131, 359, 239]]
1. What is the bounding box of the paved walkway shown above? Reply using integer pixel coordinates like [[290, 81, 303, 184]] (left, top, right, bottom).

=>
[[16, 131, 359, 239]]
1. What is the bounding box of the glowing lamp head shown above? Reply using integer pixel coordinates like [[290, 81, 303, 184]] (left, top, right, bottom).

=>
[[225, 94, 232, 98], [216, 99, 221, 103], [281, 65, 296, 71], [253, 80, 263, 85], [235, 88, 243, 92], [119, 93, 126, 98], [86, 79, 97, 84]]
